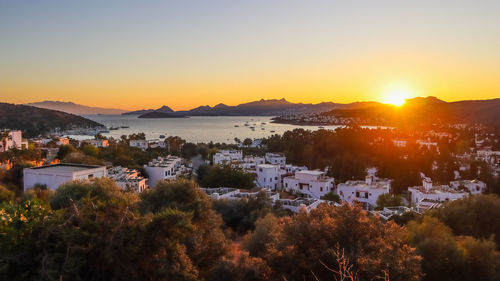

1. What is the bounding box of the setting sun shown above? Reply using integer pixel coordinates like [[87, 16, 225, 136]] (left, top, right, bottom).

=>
[[383, 89, 413, 106]]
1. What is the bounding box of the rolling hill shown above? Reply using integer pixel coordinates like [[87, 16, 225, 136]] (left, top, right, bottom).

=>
[[0, 103, 103, 137]]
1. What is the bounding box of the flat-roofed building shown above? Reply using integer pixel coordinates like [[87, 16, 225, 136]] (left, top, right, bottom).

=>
[[144, 156, 183, 187], [337, 172, 391, 208], [129, 139, 149, 151], [107, 166, 147, 193], [256, 164, 282, 190], [265, 152, 286, 167], [23, 163, 107, 190], [283, 170, 335, 198], [408, 175, 469, 211], [213, 150, 243, 165]]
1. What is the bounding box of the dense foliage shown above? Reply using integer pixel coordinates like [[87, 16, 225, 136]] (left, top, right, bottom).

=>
[[197, 164, 255, 189]]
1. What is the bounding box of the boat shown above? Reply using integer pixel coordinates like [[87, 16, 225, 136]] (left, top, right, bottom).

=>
[[109, 126, 119, 130], [234, 125, 239, 127], [270, 130, 275, 133], [244, 123, 249, 126], [120, 126, 130, 129], [261, 128, 265, 130], [159, 135, 166, 139], [261, 122, 266, 125]]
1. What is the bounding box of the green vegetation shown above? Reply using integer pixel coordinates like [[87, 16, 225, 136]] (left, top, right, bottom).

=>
[[2, 177, 500, 280], [0, 103, 102, 137], [197, 164, 255, 189], [376, 193, 403, 210]]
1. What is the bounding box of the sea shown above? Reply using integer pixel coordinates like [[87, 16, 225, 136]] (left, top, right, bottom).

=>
[[68, 115, 343, 143]]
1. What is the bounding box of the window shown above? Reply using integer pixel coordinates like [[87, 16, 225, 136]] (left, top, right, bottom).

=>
[[356, 191, 360, 198], [320, 187, 323, 192], [88, 174, 94, 179]]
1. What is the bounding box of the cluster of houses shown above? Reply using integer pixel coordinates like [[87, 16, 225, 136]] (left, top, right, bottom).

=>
[[129, 139, 169, 151], [22, 155, 188, 193], [208, 149, 489, 214]]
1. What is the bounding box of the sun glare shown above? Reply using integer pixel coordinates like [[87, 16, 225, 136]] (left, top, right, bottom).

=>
[[383, 89, 411, 106]]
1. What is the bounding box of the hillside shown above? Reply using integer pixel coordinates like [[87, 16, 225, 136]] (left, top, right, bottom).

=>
[[0, 103, 103, 137], [321, 97, 500, 127], [26, 101, 127, 115]]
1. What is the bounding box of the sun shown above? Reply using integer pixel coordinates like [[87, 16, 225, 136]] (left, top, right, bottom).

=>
[[383, 89, 411, 106]]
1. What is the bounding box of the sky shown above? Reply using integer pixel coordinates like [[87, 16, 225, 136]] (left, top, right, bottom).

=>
[[1, 0, 499, 110]]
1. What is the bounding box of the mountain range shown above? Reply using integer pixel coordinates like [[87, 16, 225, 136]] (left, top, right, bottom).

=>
[[123, 98, 378, 117], [26, 101, 128, 115]]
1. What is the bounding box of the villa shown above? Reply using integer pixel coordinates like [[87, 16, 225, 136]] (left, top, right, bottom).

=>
[[144, 156, 184, 187], [107, 166, 147, 192], [23, 163, 106, 190], [283, 169, 335, 198], [337, 173, 391, 208]]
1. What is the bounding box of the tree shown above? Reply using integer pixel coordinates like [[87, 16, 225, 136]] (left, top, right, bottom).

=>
[[376, 193, 403, 210], [139, 180, 230, 275], [405, 216, 500, 281], [247, 203, 422, 281], [57, 144, 77, 160], [181, 142, 198, 158], [197, 165, 255, 189], [0, 185, 14, 202]]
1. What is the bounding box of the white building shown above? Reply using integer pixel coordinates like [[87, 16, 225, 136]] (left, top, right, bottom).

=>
[[283, 170, 335, 198], [213, 150, 243, 165], [107, 166, 147, 192], [23, 163, 107, 191], [129, 139, 149, 151], [144, 156, 183, 187], [284, 164, 307, 175], [449, 179, 486, 195], [82, 139, 109, 148], [149, 139, 169, 149], [408, 175, 469, 212], [256, 164, 282, 190], [337, 174, 391, 208], [0, 130, 28, 152], [265, 152, 286, 167]]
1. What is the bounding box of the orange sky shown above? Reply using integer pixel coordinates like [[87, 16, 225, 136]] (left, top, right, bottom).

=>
[[1, 1, 499, 110]]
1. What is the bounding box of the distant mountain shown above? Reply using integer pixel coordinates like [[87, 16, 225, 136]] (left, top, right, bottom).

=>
[[123, 98, 377, 117], [0, 103, 103, 137], [122, 105, 174, 115], [26, 101, 127, 115], [321, 96, 500, 127], [138, 111, 186, 118]]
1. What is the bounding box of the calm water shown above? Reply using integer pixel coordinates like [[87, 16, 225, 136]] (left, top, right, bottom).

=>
[[73, 115, 342, 143]]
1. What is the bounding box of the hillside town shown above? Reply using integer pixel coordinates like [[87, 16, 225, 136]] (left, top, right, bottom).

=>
[[2, 121, 499, 218]]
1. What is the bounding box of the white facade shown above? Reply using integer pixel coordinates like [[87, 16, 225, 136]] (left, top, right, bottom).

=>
[[144, 156, 183, 187], [213, 150, 243, 165], [265, 152, 286, 167], [149, 139, 168, 149], [129, 139, 149, 151], [337, 175, 391, 208], [408, 176, 469, 210], [23, 164, 107, 190], [283, 170, 335, 198], [82, 139, 109, 148], [256, 164, 282, 190], [0, 130, 28, 152], [107, 166, 147, 192], [449, 180, 486, 195]]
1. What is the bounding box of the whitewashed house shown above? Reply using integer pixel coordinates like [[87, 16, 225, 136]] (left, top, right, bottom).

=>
[[408, 175, 468, 212], [129, 139, 149, 151], [0, 130, 28, 152], [265, 152, 286, 167], [283, 170, 335, 198], [23, 163, 107, 190], [337, 174, 391, 208], [81, 139, 109, 148], [213, 150, 243, 165], [256, 164, 282, 190], [107, 166, 147, 192], [449, 179, 486, 195], [144, 156, 183, 187]]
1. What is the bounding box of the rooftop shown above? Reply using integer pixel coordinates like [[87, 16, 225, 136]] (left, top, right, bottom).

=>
[[296, 170, 324, 176], [28, 163, 104, 173]]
